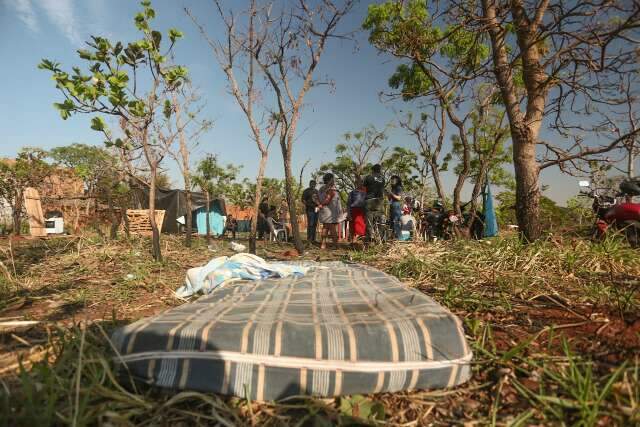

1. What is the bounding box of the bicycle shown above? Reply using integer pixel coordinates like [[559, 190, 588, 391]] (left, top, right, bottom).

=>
[[366, 212, 393, 244]]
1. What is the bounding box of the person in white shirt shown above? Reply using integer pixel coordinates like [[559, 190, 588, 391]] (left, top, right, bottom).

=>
[[399, 206, 416, 239]]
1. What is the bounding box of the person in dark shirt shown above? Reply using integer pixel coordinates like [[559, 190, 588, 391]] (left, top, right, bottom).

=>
[[389, 175, 403, 239], [258, 196, 269, 239], [225, 214, 238, 239], [364, 164, 385, 200], [363, 164, 385, 240], [301, 180, 320, 242]]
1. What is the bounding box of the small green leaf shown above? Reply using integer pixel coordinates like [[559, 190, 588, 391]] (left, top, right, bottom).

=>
[[77, 49, 95, 60], [90, 116, 106, 132], [168, 28, 184, 42], [53, 99, 75, 120], [113, 41, 123, 56], [151, 30, 162, 49], [128, 100, 146, 117], [136, 39, 152, 50], [38, 59, 59, 71], [339, 395, 385, 422]]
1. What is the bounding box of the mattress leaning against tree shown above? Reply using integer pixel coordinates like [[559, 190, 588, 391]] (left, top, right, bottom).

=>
[[110, 262, 472, 401]]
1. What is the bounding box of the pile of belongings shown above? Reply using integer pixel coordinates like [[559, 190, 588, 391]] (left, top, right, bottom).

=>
[[175, 253, 312, 298]]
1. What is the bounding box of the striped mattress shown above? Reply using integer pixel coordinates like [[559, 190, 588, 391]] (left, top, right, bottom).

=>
[[111, 262, 472, 400]]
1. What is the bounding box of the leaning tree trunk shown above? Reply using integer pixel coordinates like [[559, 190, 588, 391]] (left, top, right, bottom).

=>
[[283, 161, 304, 254], [249, 151, 268, 254], [148, 165, 162, 262], [281, 140, 304, 254], [428, 161, 447, 206], [451, 121, 471, 217], [470, 162, 490, 214], [205, 190, 212, 245]]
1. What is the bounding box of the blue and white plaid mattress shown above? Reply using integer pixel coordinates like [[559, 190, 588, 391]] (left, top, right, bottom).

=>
[[111, 262, 472, 400]]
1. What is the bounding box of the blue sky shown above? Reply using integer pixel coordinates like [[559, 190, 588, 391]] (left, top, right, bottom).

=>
[[0, 0, 618, 204]]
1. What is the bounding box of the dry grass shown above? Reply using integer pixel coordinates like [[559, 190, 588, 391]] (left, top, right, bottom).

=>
[[1, 232, 639, 426]]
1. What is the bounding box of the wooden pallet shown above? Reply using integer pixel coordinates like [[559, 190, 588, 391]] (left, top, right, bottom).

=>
[[24, 187, 46, 237], [125, 209, 165, 235]]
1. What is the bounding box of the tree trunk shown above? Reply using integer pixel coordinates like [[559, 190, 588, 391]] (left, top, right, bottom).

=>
[[122, 200, 130, 239], [452, 170, 466, 216], [205, 190, 212, 245], [425, 162, 444, 203], [12, 203, 21, 236], [106, 188, 119, 239], [185, 189, 193, 247], [628, 145, 635, 178], [174, 92, 193, 247], [483, 0, 544, 241], [148, 165, 162, 262], [450, 122, 471, 217], [470, 162, 490, 214], [282, 148, 304, 254], [73, 200, 80, 234], [512, 133, 540, 241], [249, 151, 268, 254]]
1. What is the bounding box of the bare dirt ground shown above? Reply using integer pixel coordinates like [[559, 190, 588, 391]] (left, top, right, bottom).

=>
[[1, 233, 639, 426]]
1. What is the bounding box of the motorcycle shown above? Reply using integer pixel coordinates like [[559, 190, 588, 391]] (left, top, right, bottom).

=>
[[579, 178, 640, 248], [420, 202, 460, 241]]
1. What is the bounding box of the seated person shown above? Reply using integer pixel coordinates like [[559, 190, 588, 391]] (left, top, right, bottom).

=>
[[257, 197, 270, 239], [279, 201, 292, 236], [225, 214, 238, 239], [264, 205, 280, 239], [399, 207, 417, 240]]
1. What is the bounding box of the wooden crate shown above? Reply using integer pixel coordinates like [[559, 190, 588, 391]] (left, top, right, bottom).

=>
[[125, 209, 165, 235]]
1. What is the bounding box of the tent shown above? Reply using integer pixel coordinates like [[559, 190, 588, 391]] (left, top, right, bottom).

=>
[[482, 181, 499, 238], [193, 204, 225, 236], [132, 187, 226, 234]]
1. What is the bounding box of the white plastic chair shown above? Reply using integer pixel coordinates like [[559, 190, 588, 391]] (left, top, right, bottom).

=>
[[267, 218, 288, 242]]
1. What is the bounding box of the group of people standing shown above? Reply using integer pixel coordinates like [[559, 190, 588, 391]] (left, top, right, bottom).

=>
[[302, 164, 416, 249]]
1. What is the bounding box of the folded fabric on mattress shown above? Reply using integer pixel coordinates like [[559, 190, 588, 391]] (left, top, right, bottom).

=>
[[176, 253, 312, 297], [111, 262, 472, 401]]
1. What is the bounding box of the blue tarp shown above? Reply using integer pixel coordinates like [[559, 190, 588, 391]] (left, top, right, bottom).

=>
[[482, 181, 499, 238], [194, 208, 225, 236], [237, 219, 251, 233]]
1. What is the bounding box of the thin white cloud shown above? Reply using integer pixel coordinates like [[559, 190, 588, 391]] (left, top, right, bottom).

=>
[[9, 0, 40, 33], [39, 0, 82, 46], [84, 0, 115, 41]]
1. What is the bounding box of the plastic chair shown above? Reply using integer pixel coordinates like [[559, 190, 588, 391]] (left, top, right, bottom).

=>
[[267, 218, 288, 242]]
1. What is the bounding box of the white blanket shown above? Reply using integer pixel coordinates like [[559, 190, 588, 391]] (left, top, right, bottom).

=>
[[175, 253, 311, 298]]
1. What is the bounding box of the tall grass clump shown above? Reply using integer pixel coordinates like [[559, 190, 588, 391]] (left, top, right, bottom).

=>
[[380, 235, 640, 316]]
